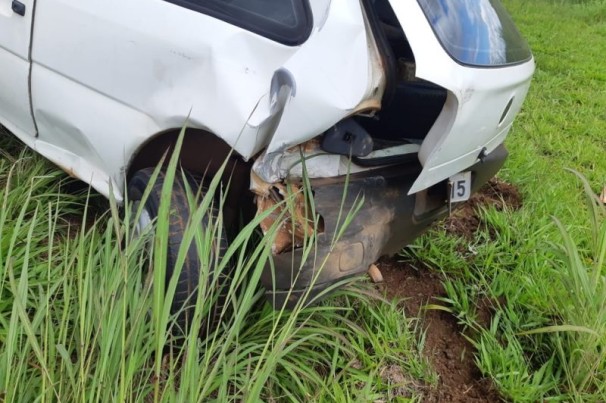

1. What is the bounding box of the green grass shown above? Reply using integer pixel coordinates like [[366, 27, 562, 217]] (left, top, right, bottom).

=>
[[0, 132, 434, 401], [1, 0, 606, 401], [406, 0, 606, 400]]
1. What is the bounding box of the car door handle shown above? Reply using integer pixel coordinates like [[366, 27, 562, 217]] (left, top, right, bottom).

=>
[[12, 0, 26, 16]]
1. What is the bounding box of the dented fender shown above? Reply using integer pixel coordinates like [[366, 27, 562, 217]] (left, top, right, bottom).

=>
[[26, 0, 384, 199], [252, 0, 386, 183]]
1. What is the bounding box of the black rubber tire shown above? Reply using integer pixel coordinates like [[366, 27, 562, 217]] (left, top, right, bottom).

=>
[[128, 168, 228, 335]]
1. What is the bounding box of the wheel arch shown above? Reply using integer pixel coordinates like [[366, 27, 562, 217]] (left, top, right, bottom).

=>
[[126, 127, 255, 226], [127, 128, 237, 179]]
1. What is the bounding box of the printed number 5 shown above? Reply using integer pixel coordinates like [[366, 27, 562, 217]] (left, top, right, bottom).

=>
[[453, 180, 466, 198], [449, 172, 471, 202]]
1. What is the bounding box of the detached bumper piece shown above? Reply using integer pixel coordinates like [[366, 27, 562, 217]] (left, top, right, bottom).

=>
[[262, 145, 508, 308]]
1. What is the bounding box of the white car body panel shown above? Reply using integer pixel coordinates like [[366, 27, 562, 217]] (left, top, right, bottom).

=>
[[0, 0, 534, 200], [0, 53, 35, 137], [24, 0, 381, 200], [0, 0, 36, 136], [388, 1, 534, 194], [30, 0, 295, 199], [0, 0, 32, 58]]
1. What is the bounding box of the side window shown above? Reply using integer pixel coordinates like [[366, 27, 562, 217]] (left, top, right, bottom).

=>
[[165, 0, 313, 46]]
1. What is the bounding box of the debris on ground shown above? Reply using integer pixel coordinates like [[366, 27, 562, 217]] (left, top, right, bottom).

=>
[[367, 263, 384, 283]]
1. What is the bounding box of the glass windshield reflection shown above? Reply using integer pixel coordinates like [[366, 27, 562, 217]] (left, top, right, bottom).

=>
[[418, 0, 531, 66]]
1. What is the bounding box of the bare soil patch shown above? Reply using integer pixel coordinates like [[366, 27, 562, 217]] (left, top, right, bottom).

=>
[[378, 259, 501, 402], [374, 179, 521, 401], [443, 178, 522, 239]]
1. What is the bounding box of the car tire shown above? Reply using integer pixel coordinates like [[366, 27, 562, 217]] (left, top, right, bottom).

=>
[[128, 167, 228, 336]]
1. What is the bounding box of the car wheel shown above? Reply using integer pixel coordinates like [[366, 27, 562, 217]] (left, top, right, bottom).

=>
[[128, 167, 228, 336]]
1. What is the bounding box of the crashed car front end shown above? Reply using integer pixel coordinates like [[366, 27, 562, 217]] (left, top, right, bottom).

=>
[[249, 0, 534, 306]]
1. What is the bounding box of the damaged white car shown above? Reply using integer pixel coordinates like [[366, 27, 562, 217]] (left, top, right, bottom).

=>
[[0, 0, 533, 309]]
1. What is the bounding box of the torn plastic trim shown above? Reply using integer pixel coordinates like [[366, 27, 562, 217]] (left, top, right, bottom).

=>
[[250, 172, 323, 255], [251, 137, 420, 184], [262, 144, 509, 308], [250, 138, 421, 258], [252, 140, 366, 183]]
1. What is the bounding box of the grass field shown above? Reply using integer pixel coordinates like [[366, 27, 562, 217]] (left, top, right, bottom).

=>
[[409, 0, 606, 400], [1, 0, 605, 401]]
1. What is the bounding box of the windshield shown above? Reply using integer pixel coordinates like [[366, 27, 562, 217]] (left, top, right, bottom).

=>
[[417, 0, 532, 67]]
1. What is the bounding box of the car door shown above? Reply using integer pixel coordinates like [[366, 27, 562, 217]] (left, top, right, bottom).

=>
[[0, 0, 36, 137]]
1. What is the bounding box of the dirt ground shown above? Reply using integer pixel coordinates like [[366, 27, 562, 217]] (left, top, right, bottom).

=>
[[442, 178, 522, 239], [376, 178, 522, 402]]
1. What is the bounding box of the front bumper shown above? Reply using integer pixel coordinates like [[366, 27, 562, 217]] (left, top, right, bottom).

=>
[[262, 144, 508, 308]]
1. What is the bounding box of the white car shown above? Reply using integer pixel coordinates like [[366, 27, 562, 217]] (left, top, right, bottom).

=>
[[0, 0, 534, 310]]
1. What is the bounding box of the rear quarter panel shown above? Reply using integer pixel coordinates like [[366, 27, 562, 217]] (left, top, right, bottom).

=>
[[31, 0, 295, 197]]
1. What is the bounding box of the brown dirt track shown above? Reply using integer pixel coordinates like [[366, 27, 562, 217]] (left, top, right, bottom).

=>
[[376, 178, 521, 402]]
